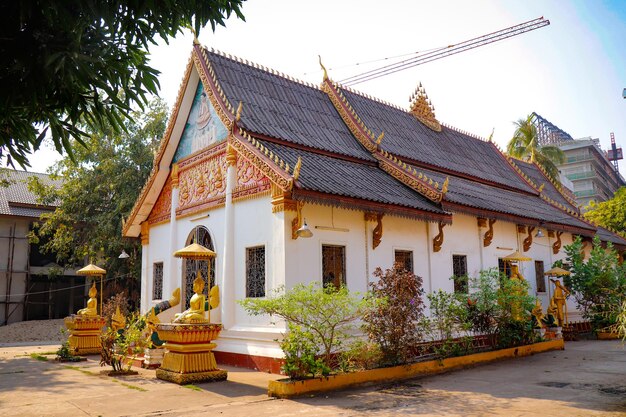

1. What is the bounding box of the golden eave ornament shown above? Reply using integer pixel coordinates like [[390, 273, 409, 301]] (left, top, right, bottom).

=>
[[544, 267, 571, 276], [173, 243, 216, 260], [502, 250, 532, 262]]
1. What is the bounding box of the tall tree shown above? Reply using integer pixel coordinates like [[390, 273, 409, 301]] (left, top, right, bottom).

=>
[[28, 99, 168, 302], [0, 1, 245, 168], [584, 187, 626, 234], [507, 114, 565, 182]]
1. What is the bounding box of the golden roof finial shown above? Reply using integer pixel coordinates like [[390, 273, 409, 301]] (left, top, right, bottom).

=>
[[318, 55, 328, 81], [409, 82, 441, 132], [487, 128, 495, 142], [442, 177, 449, 195], [538, 183, 545, 192], [376, 131, 385, 145], [293, 156, 302, 181], [236, 101, 243, 122]]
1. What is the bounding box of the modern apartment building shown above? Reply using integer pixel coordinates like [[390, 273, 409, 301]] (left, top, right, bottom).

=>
[[531, 113, 625, 210]]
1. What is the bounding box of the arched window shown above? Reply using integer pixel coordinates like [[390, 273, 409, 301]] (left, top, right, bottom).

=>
[[183, 226, 216, 308]]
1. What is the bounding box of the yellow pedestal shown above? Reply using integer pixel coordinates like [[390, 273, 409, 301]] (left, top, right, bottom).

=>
[[155, 323, 226, 384], [64, 315, 106, 355]]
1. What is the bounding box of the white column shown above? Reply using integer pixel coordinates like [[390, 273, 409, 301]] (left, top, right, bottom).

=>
[[220, 146, 237, 329], [140, 222, 150, 314], [167, 165, 180, 311]]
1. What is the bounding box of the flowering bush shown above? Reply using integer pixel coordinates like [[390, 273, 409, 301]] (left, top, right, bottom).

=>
[[362, 264, 425, 366]]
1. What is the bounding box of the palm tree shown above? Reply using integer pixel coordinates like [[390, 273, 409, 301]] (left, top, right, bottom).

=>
[[507, 114, 565, 182]]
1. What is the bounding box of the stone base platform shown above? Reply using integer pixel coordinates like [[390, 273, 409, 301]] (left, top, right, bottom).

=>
[[65, 315, 106, 355], [156, 368, 228, 385]]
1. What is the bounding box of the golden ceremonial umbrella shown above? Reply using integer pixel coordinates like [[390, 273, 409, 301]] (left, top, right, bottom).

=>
[[544, 267, 571, 276], [173, 243, 216, 260], [502, 250, 532, 262], [77, 264, 107, 315]]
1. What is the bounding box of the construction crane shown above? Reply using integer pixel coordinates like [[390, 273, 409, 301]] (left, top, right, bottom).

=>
[[340, 17, 550, 86], [608, 132, 623, 174]]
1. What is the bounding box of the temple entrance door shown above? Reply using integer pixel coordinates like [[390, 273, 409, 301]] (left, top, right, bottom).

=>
[[182, 226, 215, 308]]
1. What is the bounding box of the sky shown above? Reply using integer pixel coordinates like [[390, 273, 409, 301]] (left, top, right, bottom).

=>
[[22, 0, 626, 174]]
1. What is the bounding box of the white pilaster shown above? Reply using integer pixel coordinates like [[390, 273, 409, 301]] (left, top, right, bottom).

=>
[[167, 165, 180, 310], [220, 147, 237, 329]]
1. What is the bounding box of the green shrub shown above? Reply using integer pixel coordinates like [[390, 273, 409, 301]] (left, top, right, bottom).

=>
[[239, 283, 370, 379]]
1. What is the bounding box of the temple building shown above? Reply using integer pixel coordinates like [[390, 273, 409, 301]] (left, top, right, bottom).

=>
[[123, 44, 626, 369]]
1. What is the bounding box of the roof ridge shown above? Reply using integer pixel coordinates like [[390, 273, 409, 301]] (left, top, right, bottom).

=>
[[207, 47, 320, 91], [440, 122, 488, 142], [336, 82, 406, 112]]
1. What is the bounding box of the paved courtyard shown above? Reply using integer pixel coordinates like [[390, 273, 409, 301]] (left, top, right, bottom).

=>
[[0, 340, 624, 416]]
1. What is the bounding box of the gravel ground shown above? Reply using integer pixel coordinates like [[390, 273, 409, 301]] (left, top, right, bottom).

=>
[[0, 319, 65, 344]]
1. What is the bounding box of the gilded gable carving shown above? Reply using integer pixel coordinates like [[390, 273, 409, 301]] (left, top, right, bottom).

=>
[[233, 156, 271, 200], [147, 178, 172, 225], [177, 152, 228, 216]]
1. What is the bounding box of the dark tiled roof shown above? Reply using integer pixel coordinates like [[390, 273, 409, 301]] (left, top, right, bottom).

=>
[[259, 140, 447, 216], [596, 227, 626, 247], [207, 51, 375, 162], [514, 160, 577, 211], [0, 169, 58, 218], [338, 88, 534, 193], [414, 166, 593, 232]]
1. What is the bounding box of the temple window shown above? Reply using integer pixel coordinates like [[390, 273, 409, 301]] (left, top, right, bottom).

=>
[[322, 245, 346, 289], [245, 246, 266, 298], [394, 250, 414, 273], [498, 258, 512, 279], [452, 255, 468, 293], [534, 260, 546, 293], [153, 262, 163, 300]]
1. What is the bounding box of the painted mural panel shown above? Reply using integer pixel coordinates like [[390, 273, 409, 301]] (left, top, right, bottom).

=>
[[173, 82, 228, 162]]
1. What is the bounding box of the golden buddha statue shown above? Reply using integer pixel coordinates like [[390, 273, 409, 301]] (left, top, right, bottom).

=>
[[174, 272, 209, 323], [77, 281, 98, 316], [510, 264, 525, 281], [544, 298, 558, 327], [550, 279, 570, 327]]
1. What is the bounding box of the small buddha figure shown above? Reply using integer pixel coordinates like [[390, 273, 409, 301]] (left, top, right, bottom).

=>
[[543, 298, 558, 327], [77, 281, 98, 316], [531, 299, 545, 329], [111, 306, 126, 332], [550, 279, 571, 327], [174, 272, 209, 323]]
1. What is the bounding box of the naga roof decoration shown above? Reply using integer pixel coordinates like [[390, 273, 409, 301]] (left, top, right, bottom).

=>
[[409, 83, 442, 132], [321, 77, 446, 203]]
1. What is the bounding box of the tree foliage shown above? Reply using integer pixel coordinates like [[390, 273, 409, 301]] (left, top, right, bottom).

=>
[[507, 114, 565, 182], [0, 1, 245, 167], [28, 99, 167, 299], [564, 236, 626, 329], [584, 187, 626, 234]]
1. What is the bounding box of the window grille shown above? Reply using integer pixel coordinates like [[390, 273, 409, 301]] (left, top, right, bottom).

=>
[[535, 260, 546, 293], [322, 245, 346, 288], [246, 246, 266, 298], [394, 250, 414, 273], [153, 262, 163, 300], [452, 255, 468, 293]]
